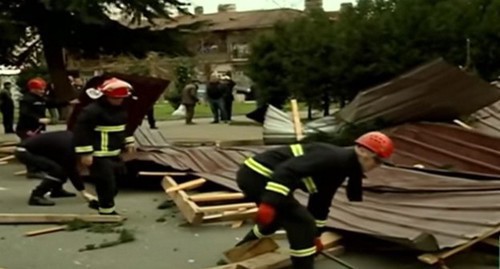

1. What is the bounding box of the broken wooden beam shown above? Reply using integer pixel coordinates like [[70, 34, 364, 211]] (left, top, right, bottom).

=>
[[190, 193, 245, 203], [0, 214, 125, 224], [203, 208, 258, 223], [139, 171, 189, 177], [162, 176, 204, 224], [24, 225, 67, 237], [224, 238, 280, 263], [0, 155, 15, 162], [197, 203, 257, 213], [165, 178, 206, 193], [14, 170, 27, 176]]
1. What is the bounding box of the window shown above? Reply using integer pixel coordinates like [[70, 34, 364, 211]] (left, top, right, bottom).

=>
[[231, 42, 250, 60]]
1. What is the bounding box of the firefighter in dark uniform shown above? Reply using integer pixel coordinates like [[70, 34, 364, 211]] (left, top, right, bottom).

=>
[[14, 131, 98, 206], [16, 77, 76, 178], [73, 78, 135, 215], [233, 132, 394, 269]]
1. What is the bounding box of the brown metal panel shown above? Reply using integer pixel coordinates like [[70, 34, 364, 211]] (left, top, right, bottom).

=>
[[131, 145, 500, 251]]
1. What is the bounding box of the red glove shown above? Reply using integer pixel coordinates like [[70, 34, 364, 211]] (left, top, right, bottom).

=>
[[255, 203, 276, 225], [315, 237, 324, 253]]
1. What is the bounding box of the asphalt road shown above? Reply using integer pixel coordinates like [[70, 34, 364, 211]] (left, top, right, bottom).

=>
[[0, 120, 497, 269]]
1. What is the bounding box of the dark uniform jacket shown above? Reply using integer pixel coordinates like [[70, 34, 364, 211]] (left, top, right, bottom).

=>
[[18, 131, 84, 191], [244, 142, 364, 227], [73, 99, 134, 157], [16, 92, 67, 132]]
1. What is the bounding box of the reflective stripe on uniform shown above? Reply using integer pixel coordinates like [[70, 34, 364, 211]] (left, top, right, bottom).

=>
[[315, 219, 327, 227], [93, 149, 121, 157], [244, 144, 317, 195], [252, 225, 276, 238], [265, 182, 290, 196], [124, 136, 135, 144], [244, 157, 273, 178], [75, 145, 93, 153], [290, 144, 318, 194], [289, 246, 317, 257], [15, 147, 27, 152], [99, 206, 116, 213], [94, 125, 125, 132]]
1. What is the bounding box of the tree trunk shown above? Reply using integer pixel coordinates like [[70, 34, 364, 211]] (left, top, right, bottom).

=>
[[322, 91, 330, 116], [307, 103, 312, 120], [38, 25, 75, 101]]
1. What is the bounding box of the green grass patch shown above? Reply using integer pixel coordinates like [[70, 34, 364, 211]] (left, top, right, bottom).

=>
[[153, 101, 256, 121]]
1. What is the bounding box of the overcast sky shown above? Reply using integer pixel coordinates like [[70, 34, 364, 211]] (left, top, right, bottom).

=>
[[188, 0, 355, 13]]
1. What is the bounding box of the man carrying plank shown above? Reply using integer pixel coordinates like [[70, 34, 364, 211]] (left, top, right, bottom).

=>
[[232, 132, 394, 269], [14, 130, 97, 206]]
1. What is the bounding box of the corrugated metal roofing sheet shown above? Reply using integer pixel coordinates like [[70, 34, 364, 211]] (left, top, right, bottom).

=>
[[337, 59, 500, 125], [386, 122, 500, 176], [132, 145, 500, 251], [471, 100, 500, 138]]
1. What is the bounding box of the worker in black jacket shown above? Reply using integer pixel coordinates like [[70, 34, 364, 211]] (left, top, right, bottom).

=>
[[14, 131, 98, 206], [73, 77, 135, 215], [16, 77, 77, 178], [232, 132, 394, 269]]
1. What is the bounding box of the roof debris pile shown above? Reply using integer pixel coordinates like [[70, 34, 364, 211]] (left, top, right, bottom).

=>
[[129, 58, 500, 268]]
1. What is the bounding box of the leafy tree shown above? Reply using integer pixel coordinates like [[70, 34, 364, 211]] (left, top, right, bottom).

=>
[[165, 58, 195, 108], [247, 10, 338, 115], [0, 0, 197, 100]]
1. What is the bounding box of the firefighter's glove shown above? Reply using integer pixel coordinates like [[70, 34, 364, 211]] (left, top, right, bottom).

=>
[[315, 237, 324, 253], [125, 143, 136, 154], [256, 203, 276, 225], [80, 155, 93, 167]]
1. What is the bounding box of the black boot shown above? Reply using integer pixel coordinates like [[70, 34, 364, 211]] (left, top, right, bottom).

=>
[[28, 179, 57, 206], [291, 256, 315, 269], [88, 200, 99, 210], [50, 185, 76, 198]]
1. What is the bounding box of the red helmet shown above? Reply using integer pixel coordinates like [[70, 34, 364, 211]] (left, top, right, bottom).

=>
[[27, 77, 47, 90], [355, 131, 394, 159], [99, 77, 132, 98]]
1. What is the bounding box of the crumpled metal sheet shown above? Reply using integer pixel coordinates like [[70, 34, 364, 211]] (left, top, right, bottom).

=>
[[386, 122, 500, 176], [338, 58, 500, 125], [131, 145, 500, 251], [470, 100, 500, 138]]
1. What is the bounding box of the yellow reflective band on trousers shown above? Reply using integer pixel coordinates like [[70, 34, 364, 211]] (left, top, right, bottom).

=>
[[289, 246, 317, 257], [94, 149, 121, 157], [99, 206, 116, 213], [94, 125, 125, 132], [75, 145, 93, 153], [315, 219, 327, 227], [265, 182, 290, 196], [124, 136, 135, 144], [252, 225, 269, 238], [290, 144, 318, 194]]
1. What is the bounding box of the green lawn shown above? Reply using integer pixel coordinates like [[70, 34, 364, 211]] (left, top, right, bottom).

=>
[[151, 101, 257, 121]]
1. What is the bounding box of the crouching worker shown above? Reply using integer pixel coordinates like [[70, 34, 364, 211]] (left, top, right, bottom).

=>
[[234, 132, 394, 269], [73, 78, 135, 216], [14, 130, 98, 206]]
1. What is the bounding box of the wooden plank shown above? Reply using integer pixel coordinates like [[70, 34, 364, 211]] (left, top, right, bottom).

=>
[[165, 178, 206, 193], [190, 193, 245, 203], [139, 171, 189, 177], [0, 214, 125, 224], [197, 203, 256, 213], [0, 161, 7, 165], [290, 99, 304, 141], [14, 170, 27, 176], [203, 208, 258, 223], [24, 225, 67, 237], [419, 225, 500, 265], [0, 155, 15, 162], [231, 220, 245, 228], [162, 176, 204, 225], [224, 238, 280, 263], [0, 146, 16, 154]]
